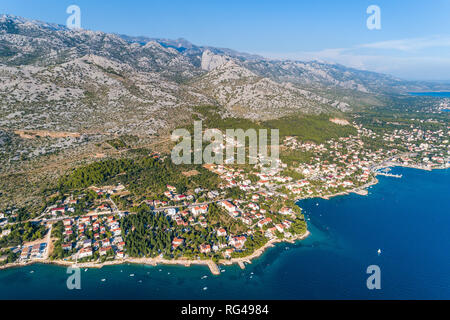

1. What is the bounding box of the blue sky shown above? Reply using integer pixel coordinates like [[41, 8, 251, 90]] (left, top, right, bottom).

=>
[[2, 0, 450, 80]]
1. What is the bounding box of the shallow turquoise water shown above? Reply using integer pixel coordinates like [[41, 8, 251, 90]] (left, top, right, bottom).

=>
[[0, 167, 449, 299]]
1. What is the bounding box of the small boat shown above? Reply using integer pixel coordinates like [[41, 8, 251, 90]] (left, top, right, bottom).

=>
[[167, 272, 171, 275], [221, 269, 226, 273], [201, 275, 208, 279], [30, 271, 34, 274], [316, 203, 319, 206], [129, 274, 135, 277], [203, 287, 208, 291], [138, 280, 142, 283], [84, 269, 88, 272], [377, 249, 382, 256], [101, 279, 106, 282]]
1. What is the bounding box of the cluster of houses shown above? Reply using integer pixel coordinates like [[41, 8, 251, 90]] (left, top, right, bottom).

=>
[[165, 202, 209, 228], [161, 185, 196, 203], [19, 243, 47, 262], [61, 214, 125, 261], [276, 125, 448, 198], [0, 210, 18, 225], [213, 164, 291, 192], [46, 197, 116, 218], [383, 128, 449, 169], [289, 135, 377, 192], [161, 190, 299, 259]]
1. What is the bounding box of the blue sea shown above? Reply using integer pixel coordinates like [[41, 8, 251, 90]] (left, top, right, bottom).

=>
[[0, 167, 449, 300], [409, 92, 450, 98]]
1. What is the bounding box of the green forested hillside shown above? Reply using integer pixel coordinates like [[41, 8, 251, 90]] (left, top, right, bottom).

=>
[[192, 106, 356, 143], [57, 156, 220, 196]]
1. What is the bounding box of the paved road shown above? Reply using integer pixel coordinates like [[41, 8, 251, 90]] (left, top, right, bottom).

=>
[[152, 198, 230, 213], [43, 224, 53, 260], [3, 197, 233, 229]]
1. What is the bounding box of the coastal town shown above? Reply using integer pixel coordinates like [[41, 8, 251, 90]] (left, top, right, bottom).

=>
[[0, 118, 448, 274], [2, 3, 450, 303]]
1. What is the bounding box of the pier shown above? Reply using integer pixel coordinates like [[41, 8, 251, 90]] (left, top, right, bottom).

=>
[[207, 261, 220, 275], [353, 189, 368, 196], [375, 172, 402, 178]]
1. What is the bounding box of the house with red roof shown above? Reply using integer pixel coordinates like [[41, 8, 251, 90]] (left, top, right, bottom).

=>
[[220, 200, 236, 213], [167, 185, 177, 192], [257, 217, 272, 228], [229, 236, 247, 249], [51, 207, 65, 215], [217, 228, 227, 237], [191, 205, 208, 217], [279, 207, 294, 215], [78, 247, 93, 259], [172, 237, 184, 249], [199, 244, 211, 254]]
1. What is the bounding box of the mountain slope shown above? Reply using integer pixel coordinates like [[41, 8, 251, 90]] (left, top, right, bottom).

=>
[[141, 37, 450, 94], [0, 53, 214, 135], [1, 13, 448, 137], [191, 58, 345, 119], [0, 14, 346, 132]]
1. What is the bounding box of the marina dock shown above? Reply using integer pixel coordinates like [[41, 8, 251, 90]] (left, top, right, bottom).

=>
[[207, 261, 220, 275], [375, 172, 402, 178]]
